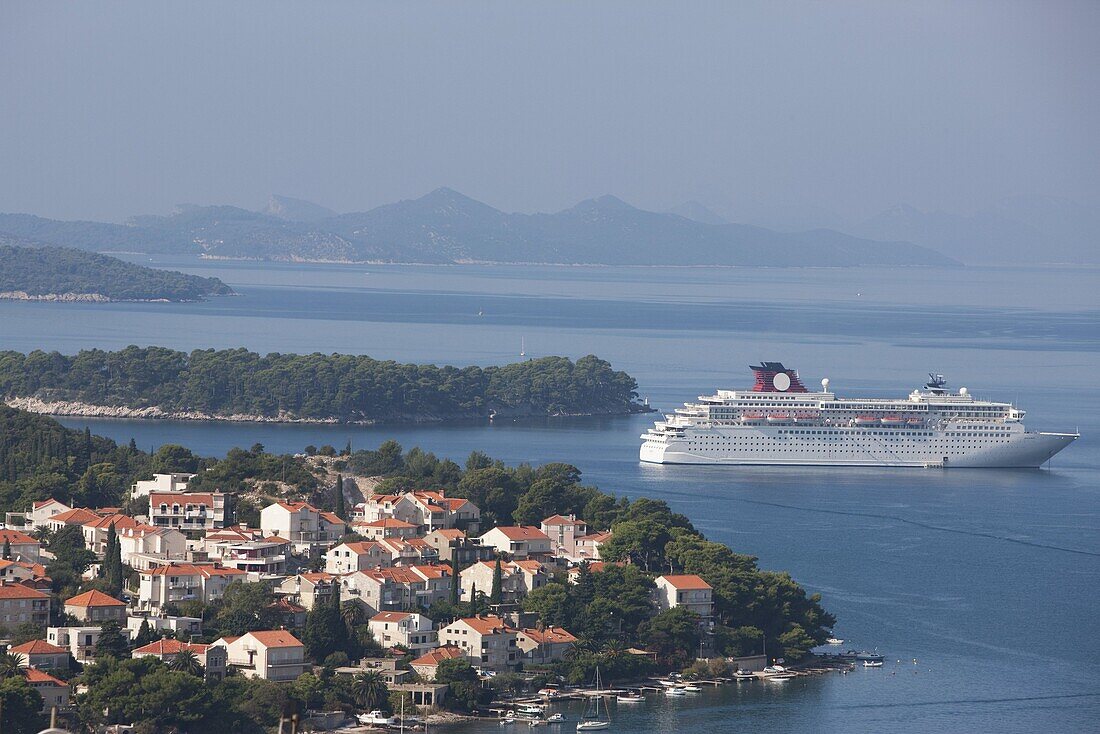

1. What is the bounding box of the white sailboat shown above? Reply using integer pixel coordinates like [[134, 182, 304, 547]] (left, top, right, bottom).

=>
[[520, 337, 526, 357], [576, 667, 610, 731]]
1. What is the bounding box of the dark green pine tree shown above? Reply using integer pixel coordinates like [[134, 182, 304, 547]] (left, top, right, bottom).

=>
[[490, 558, 503, 607], [104, 523, 123, 597], [468, 582, 479, 616], [333, 474, 346, 520]]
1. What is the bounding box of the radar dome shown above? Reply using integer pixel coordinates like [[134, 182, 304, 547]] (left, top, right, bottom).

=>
[[959, 387, 968, 395], [821, 378, 830, 391]]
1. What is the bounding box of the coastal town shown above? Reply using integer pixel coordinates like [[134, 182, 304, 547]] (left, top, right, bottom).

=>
[[0, 462, 814, 733]]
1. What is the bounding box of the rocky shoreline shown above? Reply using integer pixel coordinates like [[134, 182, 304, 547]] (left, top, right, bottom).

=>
[[0, 290, 197, 303], [4, 396, 650, 425]]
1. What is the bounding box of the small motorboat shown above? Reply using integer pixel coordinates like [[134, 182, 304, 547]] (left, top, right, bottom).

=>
[[826, 637, 845, 645], [767, 674, 796, 682], [733, 670, 755, 681], [656, 679, 679, 687], [547, 713, 565, 723], [854, 652, 884, 662], [616, 690, 645, 703], [576, 723, 610, 731], [664, 687, 686, 696], [863, 660, 884, 668], [681, 684, 702, 693], [518, 705, 545, 716], [357, 710, 399, 727]]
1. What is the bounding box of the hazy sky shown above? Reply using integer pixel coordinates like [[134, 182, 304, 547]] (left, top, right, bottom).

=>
[[2, 1, 1097, 223]]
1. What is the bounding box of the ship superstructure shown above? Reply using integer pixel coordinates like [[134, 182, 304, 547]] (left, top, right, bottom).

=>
[[640, 363, 1077, 467]]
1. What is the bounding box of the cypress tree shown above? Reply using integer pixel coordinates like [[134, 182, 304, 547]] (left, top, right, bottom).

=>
[[449, 560, 461, 606], [490, 558, 503, 606], [2, 539, 10, 560], [468, 582, 478, 616]]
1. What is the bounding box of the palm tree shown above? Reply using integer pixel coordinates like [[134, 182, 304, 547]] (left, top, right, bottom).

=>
[[352, 670, 388, 710], [341, 600, 366, 630], [169, 649, 205, 677], [0, 651, 22, 678]]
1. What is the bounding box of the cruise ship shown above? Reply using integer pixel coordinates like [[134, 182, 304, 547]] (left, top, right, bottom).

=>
[[640, 363, 1078, 467]]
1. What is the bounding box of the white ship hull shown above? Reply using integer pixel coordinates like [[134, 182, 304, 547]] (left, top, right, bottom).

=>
[[640, 363, 1079, 469], [640, 427, 1077, 468]]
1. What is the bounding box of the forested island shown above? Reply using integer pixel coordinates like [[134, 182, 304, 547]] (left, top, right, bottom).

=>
[[0, 347, 647, 423], [0, 404, 834, 732], [0, 243, 233, 302]]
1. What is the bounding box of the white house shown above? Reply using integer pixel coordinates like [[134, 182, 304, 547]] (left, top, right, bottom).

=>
[[368, 611, 438, 657], [459, 560, 548, 603], [149, 491, 227, 531], [28, 499, 72, 530], [259, 501, 345, 554], [438, 615, 520, 671], [117, 524, 188, 567], [477, 526, 552, 560], [212, 630, 310, 681], [48, 626, 105, 665], [24, 668, 70, 712], [137, 563, 248, 611], [654, 574, 715, 628], [352, 518, 419, 540], [340, 565, 451, 615], [573, 530, 611, 562], [356, 491, 480, 534], [132, 638, 227, 680], [324, 540, 390, 574], [130, 472, 195, 501]]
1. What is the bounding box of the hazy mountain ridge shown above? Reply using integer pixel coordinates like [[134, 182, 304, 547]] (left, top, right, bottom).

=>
[[0, 189, 957, 266]]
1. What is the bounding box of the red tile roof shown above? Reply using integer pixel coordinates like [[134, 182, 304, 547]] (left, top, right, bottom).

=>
[[359, 518, 417, 529], [371, 611, 413, 623], [150, 492, 217, 506], [454, 615, 514, 635], [541, 514, 585, 527], [24, 668, 68, 686], [486, 526, 550, 542], [132, 638, 210, 655], [47, 508, 101, 525], [65, 589, 126, 607], [245, 630, 303, 648], [411, 644, 464, 666], [658, 574, 712, 591], [520, 626, 578, 644], [0, 529, 39, 544], [10, 639, 67, 654], [0, 583, 49, 599]]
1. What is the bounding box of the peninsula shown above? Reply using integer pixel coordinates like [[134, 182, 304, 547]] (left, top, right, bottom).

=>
[[0, 347, 648, 424], [0, 243, 233, 302]]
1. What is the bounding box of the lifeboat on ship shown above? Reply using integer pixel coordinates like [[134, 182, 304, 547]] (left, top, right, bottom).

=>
[[740, 413, 766, 423], [880, 415, 905, 427], [766, 414, 792, 424], [853, 415, 880, 426]]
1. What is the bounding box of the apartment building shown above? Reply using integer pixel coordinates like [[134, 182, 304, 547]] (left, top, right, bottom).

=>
[[654, 574, 715, 628], [64, 589, 127, 623], [0, 583, 50, 626], [438, 615, 519, 671], [477, 526, 552, 560], [212, 630, 310, 681], [149, 491, 227, 532], [368, 611, 438, 657]]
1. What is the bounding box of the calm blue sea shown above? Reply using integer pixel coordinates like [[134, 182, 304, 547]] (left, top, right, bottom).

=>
[[2, 257, 1098, 732]]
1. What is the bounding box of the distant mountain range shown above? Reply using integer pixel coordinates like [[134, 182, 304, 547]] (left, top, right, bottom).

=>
[[0, 189, 956, 267], [847, 196, 1099, 265], [678, 194, 1098, 265]]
